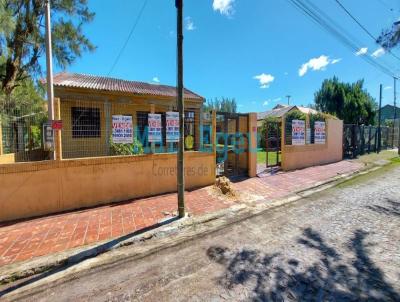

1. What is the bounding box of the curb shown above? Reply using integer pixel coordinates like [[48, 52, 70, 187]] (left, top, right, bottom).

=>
[[0, 160, 391, 290]]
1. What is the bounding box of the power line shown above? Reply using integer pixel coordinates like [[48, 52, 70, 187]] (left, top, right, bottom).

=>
[[334, 0, 400, 62], [286, 0, 398, 78], [107, 0, 149, 76]]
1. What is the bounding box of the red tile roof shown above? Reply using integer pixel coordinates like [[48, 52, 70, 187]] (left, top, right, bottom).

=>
[[51, 72, 204, 101]]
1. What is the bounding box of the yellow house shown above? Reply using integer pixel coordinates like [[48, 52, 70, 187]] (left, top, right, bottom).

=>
[[52, 72, 205, 159]]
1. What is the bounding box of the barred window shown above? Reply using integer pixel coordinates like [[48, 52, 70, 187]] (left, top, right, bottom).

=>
[[71, 107, 101, 138], [136, 111, 149, 139], [185, 110, 195, 150]]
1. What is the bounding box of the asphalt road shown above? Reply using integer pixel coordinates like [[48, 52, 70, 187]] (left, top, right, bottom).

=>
[[5, 165, 400, 301]]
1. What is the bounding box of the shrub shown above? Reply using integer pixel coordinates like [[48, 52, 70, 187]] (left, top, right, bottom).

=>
[[110, 137, 144, 156]]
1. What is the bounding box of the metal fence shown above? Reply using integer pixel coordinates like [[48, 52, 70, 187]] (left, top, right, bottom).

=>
[[58, 97, 205, 159], [0, 101, 49, 162], [0, 95, 211, 163], [343, 124, 396, 159]]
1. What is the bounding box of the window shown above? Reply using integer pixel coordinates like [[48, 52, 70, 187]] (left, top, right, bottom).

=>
[[71, 107, 101, 138], [185, 110, 196, 150], [136, 111, 149, 140]]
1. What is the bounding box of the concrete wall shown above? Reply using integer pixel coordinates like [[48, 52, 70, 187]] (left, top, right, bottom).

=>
[[281, 119, 343, 171], [0, 153, 15, 164], [0, 152, 215, 222]]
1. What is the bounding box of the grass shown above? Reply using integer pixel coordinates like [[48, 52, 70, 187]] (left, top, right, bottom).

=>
[[336, 156, 400, 189], [257, 151, 281, 166]]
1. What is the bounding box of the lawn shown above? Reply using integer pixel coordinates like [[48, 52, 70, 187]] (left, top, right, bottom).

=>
[[257, 150, 281, 166]]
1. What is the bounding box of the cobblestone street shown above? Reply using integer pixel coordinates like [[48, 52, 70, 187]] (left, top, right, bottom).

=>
[[4, 163, 399, 301]]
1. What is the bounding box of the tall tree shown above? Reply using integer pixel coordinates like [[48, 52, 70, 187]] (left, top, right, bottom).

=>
[[314, 77, 377, 125], [204, 97, 237, 113], [0, 0, 95, 96], [377, 20, 400, 50]]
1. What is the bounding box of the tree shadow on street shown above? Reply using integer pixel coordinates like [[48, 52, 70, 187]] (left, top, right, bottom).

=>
[[366, 198, 400, 217], [207, 228, 400, 301]]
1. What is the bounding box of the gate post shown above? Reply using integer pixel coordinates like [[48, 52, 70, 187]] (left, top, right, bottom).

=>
[[54, 98, 62, 161], [0, 121, 3, 155], [248, 113, 257, 177]]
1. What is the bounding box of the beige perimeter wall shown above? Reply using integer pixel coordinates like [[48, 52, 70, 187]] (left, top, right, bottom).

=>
[[281, 119, 343, 171], [0, 152, 215, 222]]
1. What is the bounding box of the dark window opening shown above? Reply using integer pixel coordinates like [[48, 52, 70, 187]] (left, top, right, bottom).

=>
[[71, 107, 101, 138]]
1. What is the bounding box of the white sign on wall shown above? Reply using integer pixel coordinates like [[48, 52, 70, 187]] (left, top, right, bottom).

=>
[[314, 121, 326, 144], [166, 112, 179, 143], [148, 113, 162, 143], [112, 115, 133, 144], [292, 119, 305, 145]]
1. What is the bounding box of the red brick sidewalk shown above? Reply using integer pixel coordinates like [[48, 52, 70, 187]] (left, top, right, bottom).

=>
[[0, 160, 363, 267]]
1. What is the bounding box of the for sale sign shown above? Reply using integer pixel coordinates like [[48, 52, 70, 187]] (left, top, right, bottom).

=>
[[314, 121, 326, 144], [166, 112, 179, 143], [148, 113, 162, 143], [112, 115, 133, 144], [292, 119, 305, 145]]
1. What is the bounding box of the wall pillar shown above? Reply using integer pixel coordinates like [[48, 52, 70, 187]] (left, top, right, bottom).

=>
[[150, 103, 155, 153], [248, 113, 258, 178], [54, 98, 62, 160], [0, 121, 3, 155]]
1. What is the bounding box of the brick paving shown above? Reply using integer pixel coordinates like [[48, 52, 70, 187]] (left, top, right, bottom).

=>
[[0, 160, 363, 267]]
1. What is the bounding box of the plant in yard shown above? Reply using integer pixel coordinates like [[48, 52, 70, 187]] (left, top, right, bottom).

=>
[[110, 137, 144, 156], [259, 116, 280, 150]]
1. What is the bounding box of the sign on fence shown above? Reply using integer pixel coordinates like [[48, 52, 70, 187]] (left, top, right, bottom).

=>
[[166, 112, 179, 143], [148, 114, 162, 143], [112, 115, 133, 144], [292, 119, 305, 145], [43, 122, 54, 150], [314, 121, 326, 144]]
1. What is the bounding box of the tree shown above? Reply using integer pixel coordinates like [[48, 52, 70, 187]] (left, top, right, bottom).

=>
[[0, 0, 95, 96], [377, 21, 400, 50], [314, 77, 377, 125], [204, 97, 237, 113]]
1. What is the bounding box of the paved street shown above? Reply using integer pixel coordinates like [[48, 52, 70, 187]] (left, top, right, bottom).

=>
[[4, 164, 400, 301]]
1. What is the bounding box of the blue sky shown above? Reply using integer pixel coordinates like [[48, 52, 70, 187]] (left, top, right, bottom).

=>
[[54, 0, 400, 112]]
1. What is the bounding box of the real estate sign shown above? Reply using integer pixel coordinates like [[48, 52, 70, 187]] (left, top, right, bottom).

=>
[[314, 121, 326, 144], [292, 119, 305, 145], [112, 115, 133, 144], [148, 113, 162, 143], [166, 112, 179, 143]]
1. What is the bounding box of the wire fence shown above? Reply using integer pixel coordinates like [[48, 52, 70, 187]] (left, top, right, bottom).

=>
[[0, 99, 49, 163], [343, 124, 396, 158], [58, 96, 205, 159]]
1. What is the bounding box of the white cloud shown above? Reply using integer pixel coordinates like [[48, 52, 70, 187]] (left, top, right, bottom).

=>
[[185, 17, 196, 31], [152, 77, 160, 83], [355, 47, 368, 56], [263, 100, 269, 106], [371, 47, 385, 58], [253, 73, 274, 89], [331, 58, 342, 64], [272, 97, 282, 102], [284, 72, 289, 76], [384, 86, 392, 90], [298, 55, 330, 77], [213, 0, 235, 16]]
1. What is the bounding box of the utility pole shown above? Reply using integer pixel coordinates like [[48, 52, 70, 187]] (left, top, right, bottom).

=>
[[393, 77, 397, 148], [377, 84, 383, 153], [45, 0, 55, 159], [286, 95, 291, 105], [175, 0, 185, 218], [45, 0, 54, 123]]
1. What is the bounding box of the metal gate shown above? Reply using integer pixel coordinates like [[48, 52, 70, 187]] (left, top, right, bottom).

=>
[[216, 112, 249, 178], [265, 121, 281, 168]]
